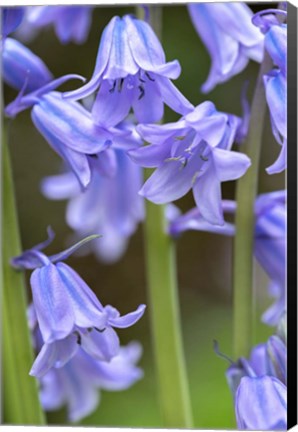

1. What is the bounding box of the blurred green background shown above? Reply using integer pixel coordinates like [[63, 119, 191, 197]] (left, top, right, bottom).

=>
[[4, 3, 284, 429]]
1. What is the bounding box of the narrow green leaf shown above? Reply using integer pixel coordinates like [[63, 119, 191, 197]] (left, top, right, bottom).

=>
[[2, 130, 46, 424]]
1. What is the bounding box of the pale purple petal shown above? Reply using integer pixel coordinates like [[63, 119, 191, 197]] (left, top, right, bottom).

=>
[[106, 304, 146, 328], [30, 264, 75, 343], [212, 147, 251, 181], [81, 327, 120, 361], [132, 76, 164, 123], [235, 376, 287, 430], [41, 172, 80, 200], [157, 76, 194, 116], [193, 159, 224, 226]]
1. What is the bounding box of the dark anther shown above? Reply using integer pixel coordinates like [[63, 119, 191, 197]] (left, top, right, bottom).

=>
[[109, 81, 116, 93], [145, 72, 155, 82], [94, 327, 106, 333], [74, 331, 82, 345], [118, 78, 124, 92], [89, 154, 98, 159], [138, 85, 145, 100], [87, 327, 93, 332], [200, 154, 209, 162], [139, 77, 146, 83]]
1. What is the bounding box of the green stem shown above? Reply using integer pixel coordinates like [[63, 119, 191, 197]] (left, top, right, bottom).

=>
[[2, 129, 46, 424], [144, 199, 192, 428], [136, 5, 192, 427], [233, 52, 273, 359]]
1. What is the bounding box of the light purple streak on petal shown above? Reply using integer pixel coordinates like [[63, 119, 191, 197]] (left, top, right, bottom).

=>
[[150, 60, 181, 80], [128, 138, 172, 168], [2, 38, 53, 92], [169, 206, 235, 237], [41, 172, 80, 200], [33, 93, 112, 154], [264, 71, 287, 139], [235, 376, 287, 430], [136, 120, 187, 145], [31, 264, 75, 343], [157, 76, 194, 116], [103, 17, 138, 79], [91, 78, 132, 128], [212, 147, 251, 182], [56, 262, 107, 329], [107, 304, 146, 328], [81, 327, 120, 361], [266, 335, 286, 384], [265, 24, 287, 73], [132, 76, 164, 123], [27, 6, 58, 26], [193, 159, 224, 226], [124, 14, 166, 70], [267, 141, 287, 174]]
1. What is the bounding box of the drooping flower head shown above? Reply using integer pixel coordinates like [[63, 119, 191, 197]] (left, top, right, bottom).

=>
[[12, 230, 146, 363], [129, 101, 251, 226], [225, 324, 287, 430], [169, 190, 286, 325], [25, 6, 94, 44], [28, 304, 143, 423], [5, 72, 135, 188], [42, 119, 144, 263], [253, 8, 287, 174], [187, 3, 264, 93], [64, 14, 193, 125]]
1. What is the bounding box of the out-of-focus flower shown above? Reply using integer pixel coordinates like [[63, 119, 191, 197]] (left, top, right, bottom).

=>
[[225, 327, 287, 430], [2, 37, 53, 92], [64, 14, 193, 124], [28, 304, 143, 423], [187, 3, 264, 93], [12, 232, 146, 352], [5, 83, 134, 188], [169, 190, 286, 325], [253, 9, 287, 174], [42, 140, 145, 263], [25, 6, 94, 44], [2, 7, 24, 39], [129, 101, 250, 226]]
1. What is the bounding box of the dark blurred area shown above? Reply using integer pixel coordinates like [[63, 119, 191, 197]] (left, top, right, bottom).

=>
[[3, 3, 284, 428]]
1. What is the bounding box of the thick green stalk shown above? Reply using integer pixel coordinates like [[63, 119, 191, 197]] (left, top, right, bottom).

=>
[[233, 52, 273, 359], [137, 5, 192, 427], [2, 131, 46, 424], [144, 199, 192, 427]]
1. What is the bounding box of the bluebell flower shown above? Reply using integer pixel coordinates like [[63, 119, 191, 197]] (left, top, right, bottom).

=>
[[39, 342, 143, 422], [253, 9, 287, 174], [26, 6, 94, 44], [64, 14, 193, 124], [2, 37, 53, 92], [129, 101, 251, 226], [2, 7, 24, 39], [187, 3, 264, 93], [27, 305, 143, 422], [169, 190, 286, 325], [42, 132, 145, 263], [12, 232, 146, 349], [5, 81, 134, 188], [225, 328, 287, 430]]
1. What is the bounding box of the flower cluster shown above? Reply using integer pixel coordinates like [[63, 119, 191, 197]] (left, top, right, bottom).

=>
[[12, 231, 145, 420], [3, 3, 287, 428]]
